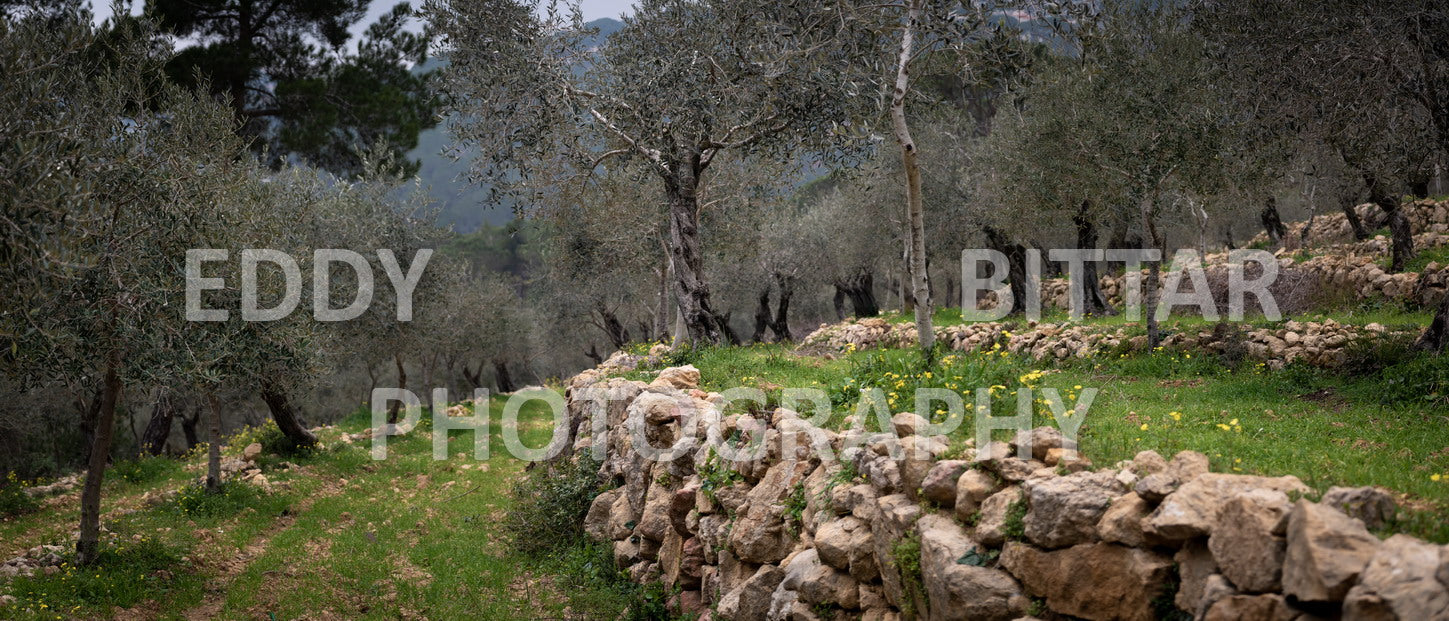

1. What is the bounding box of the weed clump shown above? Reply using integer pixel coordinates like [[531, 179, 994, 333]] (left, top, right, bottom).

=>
[[503, 455, 604, 558]]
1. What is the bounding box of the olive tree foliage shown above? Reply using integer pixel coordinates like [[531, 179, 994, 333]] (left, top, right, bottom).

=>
[[0, 5, 293, 563], [1195, 0, 1449, 349], [534, 163, 666, 356], [426, 0, 872, 346], [1006, 2, 1223, 347], [1198, 0, 1441, 270]]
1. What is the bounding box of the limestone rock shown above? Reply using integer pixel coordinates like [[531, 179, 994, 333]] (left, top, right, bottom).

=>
[[814, 515, 878, 583], [1174, 539, 1219, 614], [1209, 488, 1292, 592], [1202, 593, 1306, 621], [1022, 470, 1125, 549], [892, 412, 929, 437], [1133, 473, 1178, 503], [953, 469, 999, 520], [1000, 542, 1173, 621], [921, 460, 969, 508], [974, 486, 1023, 548], [871, 494, 922, 610], [1282, 499, 1381, 603], [730, 461, 812, 564], [789, 550, 861, 610], [917, 515, 1027, 621], [1011, 426, 1066, 462], [1145, 473, 1310, 541], [718, 564, 786, 621], [652, 365, 701, 390], [1320, 486, 1397, 531], [1131, 450, 1168, 475], [585, 487, 622, 541], [242, 442, 262, 462], [1342, 534, 1449, 620], [1097, 492, 1153, 548]]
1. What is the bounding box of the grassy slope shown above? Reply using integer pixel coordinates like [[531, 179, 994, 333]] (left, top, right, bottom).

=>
[[0, 399, 634, 620]]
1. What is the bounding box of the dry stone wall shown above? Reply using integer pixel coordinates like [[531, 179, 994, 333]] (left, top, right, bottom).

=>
[[563, 365, 1449, 621], [803, 317, 1415, 370]]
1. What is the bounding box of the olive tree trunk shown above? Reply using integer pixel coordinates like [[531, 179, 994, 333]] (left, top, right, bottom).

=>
[[1260, 197, 1287, 246], [1141, 194, 1166, 349], [387, 353, 407, 424], [139, 391, 174, 456], [891, 0, 934, 360], [1367, 175, 1414, 273], [76, 356, 121, 566], [666, 168, 727, 345], [259, 384, 317, 449], [205, 394, 223, 493], [1074, 200, 1116, 317]]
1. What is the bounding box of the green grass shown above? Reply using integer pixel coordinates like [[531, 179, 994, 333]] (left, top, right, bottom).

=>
[[622, 325, 1449, 542], [1387, 244, 1449, 273], [0, 398, 655, 620]]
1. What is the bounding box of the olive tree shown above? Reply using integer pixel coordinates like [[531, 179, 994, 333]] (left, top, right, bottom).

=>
[[0, 8, 276, 562], [427, 0, 870, 345]]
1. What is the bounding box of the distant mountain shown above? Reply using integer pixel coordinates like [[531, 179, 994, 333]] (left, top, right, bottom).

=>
[[408, 18, 625, 233]]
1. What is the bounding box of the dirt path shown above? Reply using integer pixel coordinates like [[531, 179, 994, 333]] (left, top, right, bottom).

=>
[[174, 477, 346, 621]]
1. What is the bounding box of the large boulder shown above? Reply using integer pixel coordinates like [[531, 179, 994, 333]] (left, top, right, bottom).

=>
[[1022, 470, 1125, 549], [1281, 500, 1381, 603], [1001, 542, 1174, 621], [651, 365, 701, 390], [1173, 539, 1219, 614], [717, 564, 786, 621], [1209, 488, 1292, 593], [1096, 492, 1154, 548], [814, 516, 878, 583], [784, 549, 861, 611], [917, 515, 1027, 621], [1145, 473, 1309, 541], [1202, 593, 1308, 621], [1342, 534, 1449, 620], [584, 487, 622, 541], [730, 461, 812, 564]]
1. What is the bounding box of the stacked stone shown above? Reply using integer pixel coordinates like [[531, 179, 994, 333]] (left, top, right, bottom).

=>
[[567, 365, 1446, 621]]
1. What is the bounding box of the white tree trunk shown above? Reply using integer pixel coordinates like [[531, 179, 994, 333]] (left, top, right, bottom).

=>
[[891, 0, 934, 357]]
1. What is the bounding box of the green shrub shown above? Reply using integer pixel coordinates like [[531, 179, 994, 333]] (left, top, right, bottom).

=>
[[169, 479, 267, 518], [110, 455, 181, 485], [503, 455, 603, 558], [1, 470, 40, 518]]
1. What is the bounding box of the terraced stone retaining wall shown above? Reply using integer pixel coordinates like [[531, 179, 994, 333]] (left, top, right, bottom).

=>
[[562, 365, 1447, 621]]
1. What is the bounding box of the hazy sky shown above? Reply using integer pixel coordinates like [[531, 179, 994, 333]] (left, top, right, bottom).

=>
[[90, 0, 637, 42]]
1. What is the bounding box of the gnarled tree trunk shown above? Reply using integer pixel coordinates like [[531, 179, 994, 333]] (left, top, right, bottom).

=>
[[665, 165, 727, 344], [1141, 195, 1166, 349], [1074, 200, 1116, 317], [770, 273, 794, 342], [205, 394, 223, 493], [1260, 196, 1287, 246], [984, 225, 1028, 316], [493, 359, 517, 394], [1367, 175, 1414, 273], [139, 391, 174, 456], [259, 383, 317, 449], [387, 353, 407, 424]]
